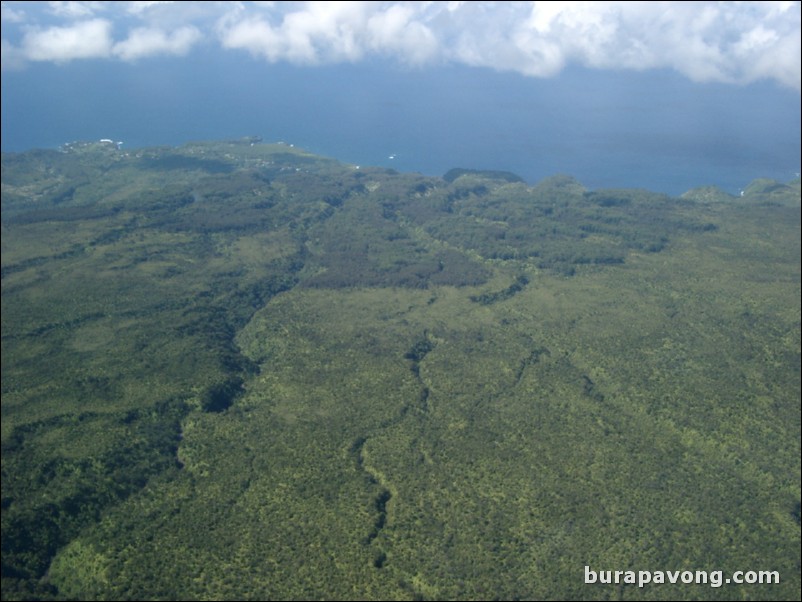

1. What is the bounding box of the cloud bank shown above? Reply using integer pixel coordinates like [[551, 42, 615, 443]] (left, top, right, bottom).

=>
[[2, 1, 800, 91]]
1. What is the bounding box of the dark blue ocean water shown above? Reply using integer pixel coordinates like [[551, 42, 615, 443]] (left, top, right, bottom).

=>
[[2, 50, 799, 196]]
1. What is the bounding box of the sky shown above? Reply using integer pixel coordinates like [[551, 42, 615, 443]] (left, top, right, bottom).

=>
[[1, 1, 800, 194]]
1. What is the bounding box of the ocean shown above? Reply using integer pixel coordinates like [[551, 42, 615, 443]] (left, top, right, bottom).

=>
[[2, 50, 799, 196]]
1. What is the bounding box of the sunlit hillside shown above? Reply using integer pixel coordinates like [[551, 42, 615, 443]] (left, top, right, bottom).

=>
[[2, 140, 800, 601]]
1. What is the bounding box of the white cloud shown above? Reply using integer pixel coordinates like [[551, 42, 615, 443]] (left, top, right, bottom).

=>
[[46, 1, 105, 19], [1, 1, 27, 23], [113, 25, 201, 60], [431, 1, 801, 90], [126, 1, 176, 15], [21, 18, 113, 62], [1, 1, 799, 91], [365, 4, 438, 64], [220, 1, 438, 65], [220, 17, 286, 62], [734, 22, 800, 89], [124, 0, 227, 28], [221, 2, 370, 64]]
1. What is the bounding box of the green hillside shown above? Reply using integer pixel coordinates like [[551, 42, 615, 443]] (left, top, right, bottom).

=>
[[2, 139, 800, 600]]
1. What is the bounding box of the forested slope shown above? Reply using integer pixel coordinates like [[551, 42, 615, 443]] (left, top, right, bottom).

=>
[[2, 140, 799, 600]]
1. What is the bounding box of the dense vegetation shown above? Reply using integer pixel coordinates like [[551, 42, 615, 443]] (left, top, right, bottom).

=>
[[2, 139, 800, 600]]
